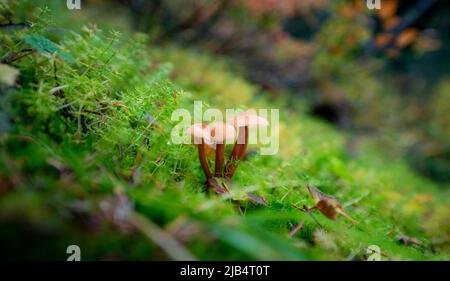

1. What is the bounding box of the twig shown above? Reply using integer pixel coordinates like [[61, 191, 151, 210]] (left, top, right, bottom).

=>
[[0, 22, 30, 30], [0, 48, 34, 64], [292, 203, 322, 228], [289, 219, 305, 238]]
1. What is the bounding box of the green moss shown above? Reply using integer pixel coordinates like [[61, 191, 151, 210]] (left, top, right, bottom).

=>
[[0, 1, 448, 261]]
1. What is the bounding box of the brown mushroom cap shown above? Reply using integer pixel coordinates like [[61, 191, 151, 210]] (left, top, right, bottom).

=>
[[207, 122, 236, 144], [231, 112, 269, 128]]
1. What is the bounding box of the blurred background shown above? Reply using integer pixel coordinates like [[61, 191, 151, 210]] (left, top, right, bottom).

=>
[[80, 0, 450, 183], [1, 0, 449, 261]]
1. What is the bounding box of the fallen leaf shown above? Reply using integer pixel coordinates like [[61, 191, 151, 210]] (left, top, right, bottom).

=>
[[306, 184, 358, 224], [396, 235, 422, 246], [315, 200, 337, 220], [383, 16, 400, 30], [396, 28, 419, 48], [375, 33, 394, 47], [246, 192, 268, 206], [207, 177, 228, 194], [378, 0, 398, 20]]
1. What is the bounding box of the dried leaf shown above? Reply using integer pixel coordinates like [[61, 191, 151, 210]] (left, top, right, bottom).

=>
[[246, 192, 268, 206], [378, 0, 398, 20], [397, 235, 422, 246], [306, 184, 358, 224], [383, 16, 400, 30], [335, 205, 358, 224], [396, 28, 419, 48], [207, 177, 228, 194], [315, 200, 337, 220], [375, 33, 394, 47], [306, 184, 333, 204], [221, 179, 231, 193]]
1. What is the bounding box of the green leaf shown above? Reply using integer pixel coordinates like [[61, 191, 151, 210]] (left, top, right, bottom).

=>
[[24, 34, 75, 63]]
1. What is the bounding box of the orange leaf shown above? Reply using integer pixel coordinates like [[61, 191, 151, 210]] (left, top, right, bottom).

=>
[[375, 33, 394, 47], [383, 16, 400, 30], [378, 0, 398, 20], [315, 200, 337, 220], [396, 28, 419, 48]]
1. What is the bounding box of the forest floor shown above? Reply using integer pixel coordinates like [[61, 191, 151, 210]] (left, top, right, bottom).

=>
[[0, 2, 449, 260]]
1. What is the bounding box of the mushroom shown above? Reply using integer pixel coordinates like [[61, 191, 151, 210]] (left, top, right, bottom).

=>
[[225, 112, 268, 178], [207, 122, 236, 177], [188, 123, 213, 180]]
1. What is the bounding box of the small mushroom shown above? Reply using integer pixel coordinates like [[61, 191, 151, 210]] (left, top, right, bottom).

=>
[[188, 123, 213, 180], [225, 112, 268, 178], [207, 122, 236, 177]]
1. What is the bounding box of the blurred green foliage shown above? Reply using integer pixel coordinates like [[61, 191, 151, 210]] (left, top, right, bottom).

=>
[[0, 0, 449, 260]]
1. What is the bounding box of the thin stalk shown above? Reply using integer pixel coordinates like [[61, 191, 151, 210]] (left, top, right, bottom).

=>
[[225, 126, 248, 178], [215, 143, 224, 177], [198, 139, 212, 179], [237, 126, 249, 160], [229, 126, 245, 159], [0, 48, 34, 64]]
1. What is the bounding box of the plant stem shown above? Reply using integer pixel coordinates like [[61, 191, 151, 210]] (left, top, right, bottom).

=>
[[198, 139, 212, 179], [215, 143, 224, 177], [229, 126, 245, 159], [1, 48, 34, 64]]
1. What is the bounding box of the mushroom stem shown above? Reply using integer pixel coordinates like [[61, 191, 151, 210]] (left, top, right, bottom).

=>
[[198, 139, 212, 179], [237, 126, 249, 161], [225, 126, 248, 179], [229, 126, 245, 160], [215, 143, 225, 177]]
